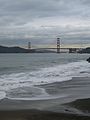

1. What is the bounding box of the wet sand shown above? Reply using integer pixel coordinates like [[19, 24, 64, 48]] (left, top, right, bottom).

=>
[[0, 98, 90, 120], [0, 77, 90, 120], [0, 109, 90, 120]]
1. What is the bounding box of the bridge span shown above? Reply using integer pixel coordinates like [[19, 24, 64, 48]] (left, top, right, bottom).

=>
[[31, 47, 83, 53]]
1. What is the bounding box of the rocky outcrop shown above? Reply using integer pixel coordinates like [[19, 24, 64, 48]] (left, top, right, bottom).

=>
[[87, 57, 90, 63]]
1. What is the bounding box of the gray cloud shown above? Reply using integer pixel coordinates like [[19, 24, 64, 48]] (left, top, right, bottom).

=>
[[0, 0, 90, 46]]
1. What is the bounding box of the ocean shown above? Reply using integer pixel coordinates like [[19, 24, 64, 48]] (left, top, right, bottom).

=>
[[0, 53, 90, 101]]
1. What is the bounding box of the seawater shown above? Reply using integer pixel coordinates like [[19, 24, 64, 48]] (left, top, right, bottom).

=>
[[0, 53, 90, 100]]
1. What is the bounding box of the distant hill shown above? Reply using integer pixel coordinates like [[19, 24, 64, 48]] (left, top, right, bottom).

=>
[[78, 47, 90, 53], [0, 45, 55, 53], [0, 45, 35, 53]]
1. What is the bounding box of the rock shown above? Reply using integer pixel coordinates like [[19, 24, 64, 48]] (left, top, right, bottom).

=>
[[87, 57, 90, 63]]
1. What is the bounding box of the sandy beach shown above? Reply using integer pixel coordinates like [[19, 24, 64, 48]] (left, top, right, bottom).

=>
[[0, 77, 90, 120], [0, 54, 90, 120], [0, 98, 90, 120]]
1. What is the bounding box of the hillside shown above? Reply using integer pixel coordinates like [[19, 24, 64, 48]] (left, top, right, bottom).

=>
[[0, 45, 35, 53], [0, 45, 55, 53]]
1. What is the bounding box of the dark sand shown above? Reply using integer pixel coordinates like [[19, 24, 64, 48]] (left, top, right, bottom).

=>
[[0, 109, 90, 120], [0, 77, 90, 120], [0, 98, 90, 120]]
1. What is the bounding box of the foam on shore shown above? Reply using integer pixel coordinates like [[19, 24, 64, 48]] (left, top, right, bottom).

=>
[[0, 60, 90, 100]]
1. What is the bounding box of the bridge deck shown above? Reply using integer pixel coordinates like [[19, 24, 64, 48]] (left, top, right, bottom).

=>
[[32, 47, 82, 50]]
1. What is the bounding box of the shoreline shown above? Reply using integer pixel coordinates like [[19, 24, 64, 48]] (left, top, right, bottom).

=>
[[0, 77, 90, 119]]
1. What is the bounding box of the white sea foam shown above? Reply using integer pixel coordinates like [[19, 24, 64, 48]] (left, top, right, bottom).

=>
[[0, 60, 90, 100], [7, 94, 67, 101], [0, 91, 6, 100]]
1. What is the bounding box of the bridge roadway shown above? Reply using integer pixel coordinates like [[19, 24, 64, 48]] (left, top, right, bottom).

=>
[[32, 47, 82, 50], [31, 47, 83, 53]]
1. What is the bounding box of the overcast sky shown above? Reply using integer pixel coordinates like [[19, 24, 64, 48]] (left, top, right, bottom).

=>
[[0, 0, 90, 47]]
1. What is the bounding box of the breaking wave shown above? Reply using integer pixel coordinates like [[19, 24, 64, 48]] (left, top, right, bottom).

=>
[[0, 60, 90, 100]]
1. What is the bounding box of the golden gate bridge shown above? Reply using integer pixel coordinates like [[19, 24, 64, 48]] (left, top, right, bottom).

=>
[[28, 38, 86, 53]]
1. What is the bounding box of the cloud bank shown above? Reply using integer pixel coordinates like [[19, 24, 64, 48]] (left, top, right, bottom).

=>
[[0, 0, 90, 46]]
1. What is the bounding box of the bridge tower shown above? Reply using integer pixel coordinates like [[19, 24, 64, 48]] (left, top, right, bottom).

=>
[[57, 38, 60, 53], [28, 42, 31, 49]]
